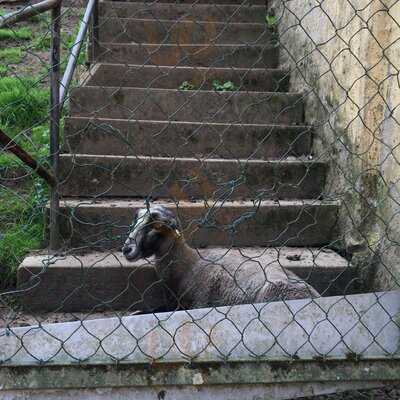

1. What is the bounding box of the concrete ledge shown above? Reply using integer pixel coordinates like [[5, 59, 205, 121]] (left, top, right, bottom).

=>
[[17, 248, 354, 312], [1, 291, 399, 366], [0, 361, 395, 393]]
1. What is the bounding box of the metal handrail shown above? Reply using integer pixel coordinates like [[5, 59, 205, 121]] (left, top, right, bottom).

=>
[[60, 0, 97, 105], [0, 0, 99, 250]]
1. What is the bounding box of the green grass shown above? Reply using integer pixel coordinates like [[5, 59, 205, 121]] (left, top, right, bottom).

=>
[[0, 47, 23, 64], [0, 77, 49, 133], [32, 33, 51, 50], [0, 27, 32, 41], [0, 12, 77, 290], [0, 181, 47, 288]]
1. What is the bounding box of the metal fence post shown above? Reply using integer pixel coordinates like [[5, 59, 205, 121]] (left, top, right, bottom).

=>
[[49, 1, 61, 251], [92, 0, 99, 60]]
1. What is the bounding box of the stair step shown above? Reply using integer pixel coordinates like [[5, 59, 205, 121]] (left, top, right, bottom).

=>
[[64, 117, 312, 158], [86, 64, 289, 92], [94, 43, 279, 68], [70, 87, 302, 124], [98, 18, 271, 45], [54, 199, 339, 250], [59, 154, 326, 200], [100, 2, 267, 23], [104, 0, 266, 5], [17, 248, 354, 312]]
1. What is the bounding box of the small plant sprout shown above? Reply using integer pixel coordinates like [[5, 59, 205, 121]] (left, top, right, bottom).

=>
[[265, 14, 278, 29], [212, 80, 237, 92], [179, 81, 195, 91]]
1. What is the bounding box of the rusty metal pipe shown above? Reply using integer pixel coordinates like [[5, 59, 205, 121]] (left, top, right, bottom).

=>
[[0, 129, 56, 187]]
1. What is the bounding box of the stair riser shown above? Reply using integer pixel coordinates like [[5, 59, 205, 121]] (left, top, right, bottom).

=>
[[93, 43, 279, 68], [99, 19, 271, 45], [70, 88, 303, 124], [17, 264, 165, 313], [86, 64, 290, 92], [100, 2, 267, 22], [59, 155, 326, 200], [52, 202, 339, 249], [64, 118, 312, 159]]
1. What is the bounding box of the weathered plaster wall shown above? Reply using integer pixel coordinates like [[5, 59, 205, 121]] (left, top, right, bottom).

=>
[[269, 0, 400, 289]]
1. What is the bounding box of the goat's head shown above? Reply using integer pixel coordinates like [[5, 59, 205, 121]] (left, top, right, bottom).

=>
[[122, 205, 180, 261]]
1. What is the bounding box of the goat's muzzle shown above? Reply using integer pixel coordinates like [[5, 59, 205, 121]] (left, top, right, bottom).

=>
[[122, 242, 141, 261]]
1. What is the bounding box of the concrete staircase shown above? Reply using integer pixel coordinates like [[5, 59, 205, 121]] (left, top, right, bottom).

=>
[[17, 0, 355, 312]]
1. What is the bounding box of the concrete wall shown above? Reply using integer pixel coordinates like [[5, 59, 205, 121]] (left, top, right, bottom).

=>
[[269, 0, 400, 290]]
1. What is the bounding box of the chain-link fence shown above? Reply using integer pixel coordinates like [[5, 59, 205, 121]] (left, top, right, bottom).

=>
[[0, 0, 399, 397]]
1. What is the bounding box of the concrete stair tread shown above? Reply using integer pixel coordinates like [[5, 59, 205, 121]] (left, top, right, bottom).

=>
[[100, 2, 267, 23], [85, 63, 290, 92], [98, 42, 277, 48], [58, 198, 339, 208], [104, 0, 266, 4], [65, 116, 311, 128], [94, 42, 279, 68], [99, 17, 267, 25], [78, 85, 300, 95], [59, 154, 326, 199], [17, 248, 354, 312], [60, 153, 318, 163]]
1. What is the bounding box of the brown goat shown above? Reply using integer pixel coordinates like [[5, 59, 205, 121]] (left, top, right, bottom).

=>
[[122, 205, 320, 309]]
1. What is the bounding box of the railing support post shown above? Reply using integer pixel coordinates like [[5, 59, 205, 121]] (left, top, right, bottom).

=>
[[92, 0, 99, 62], [49, 1, 61, 252]]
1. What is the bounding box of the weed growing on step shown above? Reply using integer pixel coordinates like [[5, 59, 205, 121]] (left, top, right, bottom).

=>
[[212, 79, 237, 92], [0, 47, 23, 64], [265, 13, 279, 45], [265, 14, 278, 29], [179, 81, 196, 91]]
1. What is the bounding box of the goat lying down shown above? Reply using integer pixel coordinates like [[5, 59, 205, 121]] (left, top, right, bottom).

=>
[[122, 205, 320, 309]]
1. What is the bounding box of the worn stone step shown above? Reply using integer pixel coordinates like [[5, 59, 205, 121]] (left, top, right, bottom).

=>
[[64, 117, 312, 159], [94, 43, 279, 68], [98, 18, 271, 45], [100, 2, 267, 23], [59, 154, 326, 200], [70, 87, 302, 125], [86, 64, 290, 92], [17, 248, 354, 312], [53, 199, 339, 250]]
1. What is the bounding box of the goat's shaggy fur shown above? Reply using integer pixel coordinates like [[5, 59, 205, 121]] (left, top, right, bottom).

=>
[[122, 205, 320, 309]]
